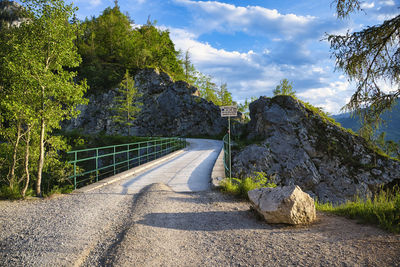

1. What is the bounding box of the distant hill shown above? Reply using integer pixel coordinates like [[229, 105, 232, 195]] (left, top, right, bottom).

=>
[[332, 100, 400, 142]]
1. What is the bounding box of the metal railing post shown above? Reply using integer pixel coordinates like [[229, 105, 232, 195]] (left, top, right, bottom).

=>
[[74, 151, 77, 189], [147, 141, 149, 162], [138, 143, 141, 165], [113, 146, 116, 175], [96, 149, 99, 182], [127, 144, 130, 170]]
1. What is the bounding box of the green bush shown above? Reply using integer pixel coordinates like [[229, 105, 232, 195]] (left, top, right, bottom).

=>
[[221, 172, 276, 199], [0, 185, 22, 200], [43, 185, 74, 197], [316, 187, 400, 233]]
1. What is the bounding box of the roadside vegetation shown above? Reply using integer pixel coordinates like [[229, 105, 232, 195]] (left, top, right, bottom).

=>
[[220, 172, 276, 199], [316, 188, 400, 233]]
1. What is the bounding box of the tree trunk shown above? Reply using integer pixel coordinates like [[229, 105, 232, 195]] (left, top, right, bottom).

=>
[[9, 122, 22, 190], [22, 126, 31, 198], [36, 118, 45, 197]]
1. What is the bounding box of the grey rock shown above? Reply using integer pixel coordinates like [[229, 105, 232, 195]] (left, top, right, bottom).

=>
[[233, 96, 400, 203], [248, 185, 316, 225], [63, 68, 227, 137]]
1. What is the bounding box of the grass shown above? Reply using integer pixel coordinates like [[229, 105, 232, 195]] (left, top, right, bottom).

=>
[[316, 187, 400, 233], [220, 172, 277, 199]]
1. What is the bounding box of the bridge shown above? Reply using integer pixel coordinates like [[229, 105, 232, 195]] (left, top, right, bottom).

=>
[[0, 138, 227, 266]]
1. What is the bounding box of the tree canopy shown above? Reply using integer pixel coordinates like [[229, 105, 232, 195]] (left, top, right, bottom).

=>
[[77, 7, 184, 92], [273, 79, 296, 97]]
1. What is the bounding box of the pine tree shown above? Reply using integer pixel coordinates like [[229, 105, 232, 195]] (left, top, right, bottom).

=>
[[273, 79, 296, 97], [112, 70, 142, 136]]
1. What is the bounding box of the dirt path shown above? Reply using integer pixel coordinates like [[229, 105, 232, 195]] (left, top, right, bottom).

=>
[[83, 183, 400, 267]]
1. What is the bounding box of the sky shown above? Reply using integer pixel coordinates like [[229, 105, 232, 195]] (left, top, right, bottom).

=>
[[68, 0, 399, 114]]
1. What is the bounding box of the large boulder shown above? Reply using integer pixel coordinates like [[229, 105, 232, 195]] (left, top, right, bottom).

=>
[[248, 185, 316, 225], [233, 95, 400, 203], [64, 68, 227, 137]]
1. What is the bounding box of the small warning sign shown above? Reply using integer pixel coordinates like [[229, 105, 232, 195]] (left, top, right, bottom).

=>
[[220, 106, 238, 117]]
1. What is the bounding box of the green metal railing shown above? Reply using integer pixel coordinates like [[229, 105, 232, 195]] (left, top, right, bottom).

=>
[[67, 137, 186, 189], [223, 134, 231, 178]]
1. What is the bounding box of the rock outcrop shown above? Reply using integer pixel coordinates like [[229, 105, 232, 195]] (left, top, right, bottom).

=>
[[248, 185, 316, 225], [233, 95, 400, 203], [64, 69, 227, 137], [0, 1, 27, 28]]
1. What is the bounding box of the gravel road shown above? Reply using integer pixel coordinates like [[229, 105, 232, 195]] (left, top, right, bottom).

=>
[[1, 139, 399, 266]]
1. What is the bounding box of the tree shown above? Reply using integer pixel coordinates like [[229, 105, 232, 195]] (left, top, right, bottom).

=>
[[112, 70, 142, 135], [216, 83, 233, 106], [238, 96, 258, 121], [0, 0, 88, 197], [195, 73, 219, 104], [273, 78, 296, 97], [181, 49, 197, 85], [328, 0, 400, 131], [77, 5, 134, 91], [77, 8, 185, 91]]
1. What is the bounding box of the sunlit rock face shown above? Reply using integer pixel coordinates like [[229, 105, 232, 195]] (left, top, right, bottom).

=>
[[233, 95, 400, 203]]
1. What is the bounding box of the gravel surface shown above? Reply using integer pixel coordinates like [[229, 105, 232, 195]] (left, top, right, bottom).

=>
[[1, 182, 400, 266], [1, 137, 400, 266]]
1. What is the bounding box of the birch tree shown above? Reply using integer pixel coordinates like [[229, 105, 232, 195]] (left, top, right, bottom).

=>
[[0, 0, 88, 196]]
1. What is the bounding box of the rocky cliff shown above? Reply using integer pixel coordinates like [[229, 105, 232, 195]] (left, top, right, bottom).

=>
[[232, 95, 400, 203], [64, 69, 227, 137]]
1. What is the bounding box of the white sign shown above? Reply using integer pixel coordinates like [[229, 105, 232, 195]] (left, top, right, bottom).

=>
[[220, 106, 237, 117]]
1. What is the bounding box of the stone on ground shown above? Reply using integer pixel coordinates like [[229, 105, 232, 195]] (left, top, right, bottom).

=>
[[248, 185, 316, 225]]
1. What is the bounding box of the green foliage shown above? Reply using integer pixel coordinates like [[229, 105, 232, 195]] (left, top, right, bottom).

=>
[[333, 0, 361, 19], [112, 70, 142, 135], [238, 96, 258, 121], [43, 185, 74, 197], [221, 172, 277, 199], [194, 73, 233, 106], [316, 187, 400, 233], [195, 73, 219, 104], [61, 131, 152, 150], [0, 184, 22, 200], [77, 8, 184, 91], [0, 0, 88, 197], [299, 99, 342, 128], [180, 50, 197, 85], [216, 83, 233, 106], [273, 78, 296, 97], [328, 0, 400, 132]]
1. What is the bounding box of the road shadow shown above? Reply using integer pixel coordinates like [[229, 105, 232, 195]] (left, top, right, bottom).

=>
[[135, 210, 273, 231]]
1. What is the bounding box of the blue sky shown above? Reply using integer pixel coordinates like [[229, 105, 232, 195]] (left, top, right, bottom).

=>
[[69, 0, 399, 114]]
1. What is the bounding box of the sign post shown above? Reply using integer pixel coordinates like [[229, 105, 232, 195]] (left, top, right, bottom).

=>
[[220, 106, 237, 179]]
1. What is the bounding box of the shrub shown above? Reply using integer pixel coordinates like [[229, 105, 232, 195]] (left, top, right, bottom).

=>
[[0, 185, 22, 200], [221, 172, 277, 199]]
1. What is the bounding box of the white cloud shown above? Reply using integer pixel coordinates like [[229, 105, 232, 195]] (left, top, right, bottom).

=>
[[297, 80, 352, 113], [361, 2, 375, 9], [379, 0, 395, 6], [167, 26, 352, 113], [173, 0, 319, 39]]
